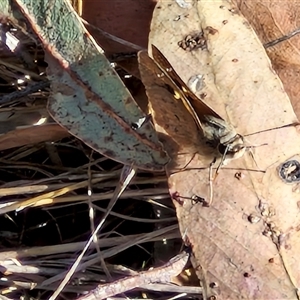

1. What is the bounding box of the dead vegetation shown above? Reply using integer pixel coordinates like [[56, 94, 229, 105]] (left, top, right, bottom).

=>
[[0, 3, 187, 300], [2, 0, 300, 299]]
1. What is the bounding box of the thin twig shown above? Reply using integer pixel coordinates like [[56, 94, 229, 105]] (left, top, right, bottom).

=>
[[77, 249, 191, 300], [0, 80, 49, 105], [80, 19, 143, 52], [264, 27, 300, 48]]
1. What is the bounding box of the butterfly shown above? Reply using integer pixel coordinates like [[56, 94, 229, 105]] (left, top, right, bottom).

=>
[[150, 44, 246, 165]]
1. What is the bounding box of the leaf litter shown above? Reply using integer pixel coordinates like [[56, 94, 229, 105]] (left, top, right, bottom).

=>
[[0, 1, 193, 300], [2, 0, 300, 299], [142, 0, 300, 299]]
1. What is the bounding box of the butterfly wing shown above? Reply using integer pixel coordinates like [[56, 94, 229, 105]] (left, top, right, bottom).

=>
[[151, 45, 223, 130]]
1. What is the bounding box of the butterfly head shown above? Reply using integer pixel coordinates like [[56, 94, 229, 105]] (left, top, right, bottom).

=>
[[218, 134, 246, 161]]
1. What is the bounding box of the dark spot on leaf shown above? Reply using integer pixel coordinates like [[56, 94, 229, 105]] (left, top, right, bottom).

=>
[[205, 26, 218, 35], [124, 96, 132, 105], [228, 8, 237, 14], [178, 31, 207, 52], [104, 135, 113, 143], [124, 127, 131, 133], [103, 150, 116, 158], [235, 172, 243, 180], [175, 114, 180, 121]]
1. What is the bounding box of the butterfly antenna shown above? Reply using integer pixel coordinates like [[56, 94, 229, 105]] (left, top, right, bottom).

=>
[[244, 122, 299, 137]]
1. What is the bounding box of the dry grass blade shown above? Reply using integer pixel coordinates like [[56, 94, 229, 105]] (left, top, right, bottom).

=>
[[0, 177, 116, 214], [0, 32, 183, 300], [0, 2, 199, 299], [49, 166, 137, 300]]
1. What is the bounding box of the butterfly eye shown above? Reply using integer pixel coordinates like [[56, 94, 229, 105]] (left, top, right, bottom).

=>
[[218, 143, 227, 155]]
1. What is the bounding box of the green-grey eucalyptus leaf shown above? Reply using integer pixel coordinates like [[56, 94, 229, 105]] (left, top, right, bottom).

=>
[[12, 0, 169, 171]]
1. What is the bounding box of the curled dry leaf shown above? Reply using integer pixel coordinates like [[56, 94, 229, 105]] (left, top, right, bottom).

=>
[[0, 108, 47, 135], [141, 0, 300, 299], [0, 124, 69, 151], [12, 0, 168, 171]]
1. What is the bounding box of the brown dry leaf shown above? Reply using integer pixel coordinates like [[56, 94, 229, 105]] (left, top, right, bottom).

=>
[[233, 0, 300, 119], [143, 0, 300, 299], [81, 0, 157, 53], [81, 0, 158, 78], [0, 124, 69, 150]]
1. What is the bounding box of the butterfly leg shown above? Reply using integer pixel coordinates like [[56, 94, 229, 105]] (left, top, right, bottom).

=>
[[243, 137, 268, 169], [207, 157, 217, 206], [215, 144, 229, 176], [181, 151, 197, 170]]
